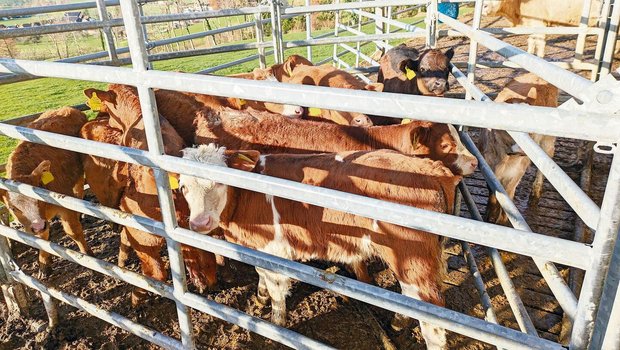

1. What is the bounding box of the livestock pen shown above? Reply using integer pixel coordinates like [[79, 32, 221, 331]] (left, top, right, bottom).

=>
[[0, 0, 619, 349]]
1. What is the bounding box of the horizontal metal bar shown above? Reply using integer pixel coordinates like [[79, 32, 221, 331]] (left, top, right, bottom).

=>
[[140, 6, 271, 24], [438, 13, 595, 103], [1, 59, 616, 142], [0, 19, 124, 39], [8, 268, 183, 349], [459, 183, 538, 335], [482, 27, 603, 35], [0, 0, 157, 17], [197, 50, 274, 74], [451, 59, 598, 71], [284, 31, 422, 48], [0, 224, 332, 350], [0, 126, 592, 269], [339, 43, 378, 66], [0, 175, 562, 349], [284, 0, 426, 15]]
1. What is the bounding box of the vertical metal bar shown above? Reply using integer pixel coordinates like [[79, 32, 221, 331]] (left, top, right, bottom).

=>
[[118, 0, 194, 348], [355, 0, 363, 67], [599, 0, 620, 76], [305, 0, 312, 61], [570, 147, 620, 350], [385, 6, 392, 47], [590, 234, 620, 350], [95, 0, 118, 63], [333, 0, 341, 67], [254, 13, 266, 68], [275, 0, 285, 63], [426, 0, 438, 48], [137, 1, 153, 70], [0, 236, 29, 320], [270, 0, 283, 64], [465, 0, 483, 100], [374, 5, 384, 52], [574, 0, 593, 64], [593, 0, 612, 80]]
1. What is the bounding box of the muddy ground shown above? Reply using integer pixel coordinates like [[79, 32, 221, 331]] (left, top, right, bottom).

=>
[[1, 13, 619, 350]]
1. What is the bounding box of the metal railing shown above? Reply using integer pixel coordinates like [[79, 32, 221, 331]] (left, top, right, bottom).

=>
[[0, 0, 619, 349]]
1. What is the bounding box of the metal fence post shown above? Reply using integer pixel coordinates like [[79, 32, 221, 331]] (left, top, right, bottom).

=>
[[425, 0, 438, 48], [118, 0, 195, 347], [570, 147, 620, 350], [269, 0, 283, 64], [305, 0, 312, 61], [598, 0, 620, 76], [375, 5, 385, 52], [465, 0, 484, 101], [95, 0, 118, 63], [0, 236, 29, 320], [590, 234, 620, 349], [254, 13, 266, 68], [574, 0, 594, 65], [333, 0, 341, 67]]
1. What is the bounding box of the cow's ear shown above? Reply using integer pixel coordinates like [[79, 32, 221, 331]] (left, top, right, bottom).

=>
[[399, 59, 418, 73], [444, 48, 455, 61], [526, 86, 538, 101], [30, 160, 52, 186], [364, 83, 383, 92], [225, 150, 260, 171], [83, 88, 116, 104]]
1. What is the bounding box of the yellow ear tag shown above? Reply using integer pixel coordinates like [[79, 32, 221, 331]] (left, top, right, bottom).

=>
[[308, 107, 322, 117], [405, 66, 416, 80], [168, 175, 179, 190], [87, 92, 103, 111], [237, 98, 246, 106], [41, 171, 55, 185], [236, 153, 254, 163], [401, 118, 413, 125]]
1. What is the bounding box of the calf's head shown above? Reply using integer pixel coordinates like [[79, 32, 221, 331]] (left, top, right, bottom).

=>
[[179, 144, 259, 234], [3, 160, 51, 233], [401, 48, 454, 96], [408, 122, 478, 175]]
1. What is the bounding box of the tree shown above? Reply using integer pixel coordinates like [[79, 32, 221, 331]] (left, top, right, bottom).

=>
[[0, 38, 17, 58]]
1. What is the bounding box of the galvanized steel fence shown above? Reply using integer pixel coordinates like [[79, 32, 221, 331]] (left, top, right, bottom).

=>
[[0, 0, 619, 349]]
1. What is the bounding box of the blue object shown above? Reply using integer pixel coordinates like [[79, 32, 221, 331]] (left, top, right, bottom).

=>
[[438, 3, 459, 23]]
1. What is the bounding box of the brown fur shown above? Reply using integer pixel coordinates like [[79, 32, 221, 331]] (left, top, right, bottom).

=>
[[194, 110, 476, 175], [186, 147, 459, 344], [286, 64, 382, 126], [229, 54, 314, 82], [82, 84, 217, 300], [478, 73, 558, 225], [1, 107, 90, 276]]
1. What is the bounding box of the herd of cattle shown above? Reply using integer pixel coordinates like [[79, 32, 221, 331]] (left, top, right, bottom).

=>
[[0, 42, 559, 348]]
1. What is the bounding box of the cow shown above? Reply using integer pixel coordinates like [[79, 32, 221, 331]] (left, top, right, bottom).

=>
[[478, 73, 558, 225], [1, 107, 91, 277], [179, 144, 461, 349], [229, 54, 314, 82], [194, 109, 478, 176], [286, 64, 382, 126], [82, 85, 217, 302], [378, 44, 455, 97], [481, 0, 603, 57]]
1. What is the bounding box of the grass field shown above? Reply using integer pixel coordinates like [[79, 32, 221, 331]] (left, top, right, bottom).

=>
[[0, 8, 451, 163]]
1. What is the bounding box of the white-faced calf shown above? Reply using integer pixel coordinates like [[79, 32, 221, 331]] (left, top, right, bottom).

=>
[[179, 144, 462, 349]]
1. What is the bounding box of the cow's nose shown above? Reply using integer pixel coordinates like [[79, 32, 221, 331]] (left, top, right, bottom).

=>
[[31, 219, 47, 233], [189, 216, 211, 232], [434, 80, 447, 90], [294, 106, 304, 116]]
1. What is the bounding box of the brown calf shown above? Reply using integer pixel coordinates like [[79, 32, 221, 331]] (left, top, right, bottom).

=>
[[286, 64, 383, 126], [83, 85, 217, 300], [180, 144, 461, 349], [229, 54, 314, 82], [194, 110, 478, 176], [478, 73, 558, 225], [1, 107, 90, 277]]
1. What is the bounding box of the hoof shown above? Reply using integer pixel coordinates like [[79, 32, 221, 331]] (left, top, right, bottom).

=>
[[390, 314, 412, 332]]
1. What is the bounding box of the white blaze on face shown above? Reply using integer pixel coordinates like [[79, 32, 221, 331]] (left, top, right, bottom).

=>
[[447, 124, 477, 175], [7, 192, 45, 233], [280, 104, 304, 118], [180, 144, 230, 233]]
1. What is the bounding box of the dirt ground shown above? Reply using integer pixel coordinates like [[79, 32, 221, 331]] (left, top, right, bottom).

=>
[[1, 13, 619, 350]]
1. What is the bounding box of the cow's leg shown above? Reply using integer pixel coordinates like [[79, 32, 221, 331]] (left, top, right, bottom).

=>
[[256, 267, 291, 326], [487, 155, 530, 225], [36, 227, 52, 279], [350, 260, 372, 284], [128, 230, 167, 307], [58, 208, 92, 256], [118, 227, 131, 268], [255, 268, 271, 306], [529, 136, 556, 206]]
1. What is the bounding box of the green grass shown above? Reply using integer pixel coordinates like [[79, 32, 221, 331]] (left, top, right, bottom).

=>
[[0, 13, 433, 163]]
